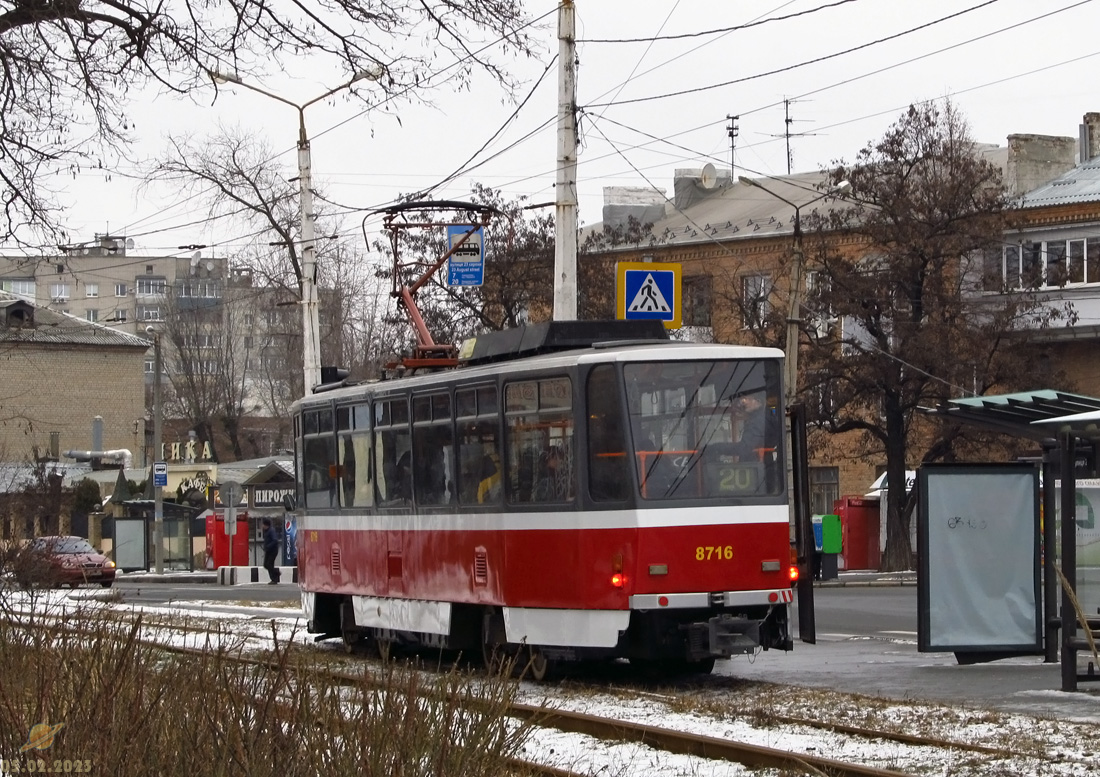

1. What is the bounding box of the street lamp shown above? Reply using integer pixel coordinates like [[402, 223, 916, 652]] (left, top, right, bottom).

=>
[[207, 67, 383, 392], [738, 175, 849, 638], [737, 176, 850, 410]]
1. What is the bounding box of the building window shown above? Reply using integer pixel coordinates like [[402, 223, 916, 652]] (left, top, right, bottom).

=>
[[996, 238, 1100, 290], [49, 283, 70, 301], [183, 333, 216, 349], [144, 358, 155, 374], [741, 274, 771, 328], [85, 309, 98, 322], [682, 275, 712, 327], [809, 467, 839, 516], [179, 280, 220, 298], [136, 278, 166, 297], [113, 308, 129, 322], [115, 283, 127, 297], [84, 283, 99, 298], [1, 279, 35, 299], [138, 305, 163, 321]]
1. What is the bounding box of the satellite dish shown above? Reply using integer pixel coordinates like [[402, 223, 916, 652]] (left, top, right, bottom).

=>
[[205, 261, 214, 271], [700, 163, 718, 189], [125, 238, 135, 249]]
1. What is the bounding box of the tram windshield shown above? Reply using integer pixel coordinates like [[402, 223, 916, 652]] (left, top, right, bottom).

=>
[[624, 359, 783, 500]]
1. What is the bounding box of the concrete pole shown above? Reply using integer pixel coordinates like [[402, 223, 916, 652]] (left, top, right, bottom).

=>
[[154, 331, 164, 573], [553, 0, 578, 320], [297, 116, 322, 393]]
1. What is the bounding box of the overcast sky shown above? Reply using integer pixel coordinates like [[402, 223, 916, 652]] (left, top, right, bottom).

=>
[[51, 0, 1100, 259]]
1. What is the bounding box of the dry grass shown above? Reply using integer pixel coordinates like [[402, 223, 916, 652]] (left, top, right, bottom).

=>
[[0, 588, 538, 777]]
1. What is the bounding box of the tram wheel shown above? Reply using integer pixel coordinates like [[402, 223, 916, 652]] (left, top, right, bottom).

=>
[[524, 646, 556, 682]]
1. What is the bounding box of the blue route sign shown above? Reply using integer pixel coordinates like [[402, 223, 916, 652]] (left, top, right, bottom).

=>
[[447, 225, 484, 287], [616, 262, 681, 329], [153, 461, 167, 488]]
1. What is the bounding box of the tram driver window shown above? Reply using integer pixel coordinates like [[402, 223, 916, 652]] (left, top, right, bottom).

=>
[[504, 377, 574, 504]]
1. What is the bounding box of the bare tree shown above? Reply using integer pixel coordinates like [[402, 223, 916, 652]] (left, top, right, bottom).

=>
[[803, 100, 1074, 571], [146, 127, 374, 400], [0, 0, 538, 243]]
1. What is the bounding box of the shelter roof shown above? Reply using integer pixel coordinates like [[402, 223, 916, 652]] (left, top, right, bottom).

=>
[[933, 390, 1100, 440]]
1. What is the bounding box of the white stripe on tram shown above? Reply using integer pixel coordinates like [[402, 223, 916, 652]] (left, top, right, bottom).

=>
[[296, 503, 789, 533]]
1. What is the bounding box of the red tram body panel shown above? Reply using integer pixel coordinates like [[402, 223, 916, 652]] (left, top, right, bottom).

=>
[[291, 322, 795, 673]]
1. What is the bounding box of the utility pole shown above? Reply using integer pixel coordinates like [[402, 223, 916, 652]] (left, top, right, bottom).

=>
[[553, 0, 578, 321], [152, 330, 163, 574], [207, 68, 382, 393], [296, 121, 321, 392]]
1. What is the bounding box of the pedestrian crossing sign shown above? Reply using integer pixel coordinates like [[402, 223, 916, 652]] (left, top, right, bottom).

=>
[[617, 262, 681, 329]]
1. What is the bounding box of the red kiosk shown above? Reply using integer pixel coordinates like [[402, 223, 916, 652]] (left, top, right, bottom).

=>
[[204, 509, 250, 569]]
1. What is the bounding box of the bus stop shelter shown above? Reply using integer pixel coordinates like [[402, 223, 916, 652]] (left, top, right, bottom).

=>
[[936, 390, 1100, 691]]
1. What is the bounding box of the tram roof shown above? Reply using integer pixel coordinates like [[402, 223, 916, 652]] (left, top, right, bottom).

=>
[[293, 322, 783, 408]]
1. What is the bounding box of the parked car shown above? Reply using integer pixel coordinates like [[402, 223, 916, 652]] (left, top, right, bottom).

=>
[[22, 536, 116, 588]]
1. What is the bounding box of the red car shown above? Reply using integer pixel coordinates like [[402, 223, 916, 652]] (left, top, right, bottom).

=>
[[25, 536, 117, 588]]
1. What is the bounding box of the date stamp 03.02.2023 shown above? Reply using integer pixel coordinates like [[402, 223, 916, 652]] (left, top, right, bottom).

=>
[[2, 723, 93, 774]]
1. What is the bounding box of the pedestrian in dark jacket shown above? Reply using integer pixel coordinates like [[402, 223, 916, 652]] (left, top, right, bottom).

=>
[[261, 518, 281, 584]]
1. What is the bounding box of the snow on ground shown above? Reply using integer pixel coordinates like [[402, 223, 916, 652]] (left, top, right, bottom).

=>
[[3, 588, 1098, 776]]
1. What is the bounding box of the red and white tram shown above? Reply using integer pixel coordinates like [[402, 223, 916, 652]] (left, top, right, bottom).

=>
[[291, 321, 795, 675]]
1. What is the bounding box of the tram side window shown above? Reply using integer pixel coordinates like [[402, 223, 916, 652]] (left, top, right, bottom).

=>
[[302, 408, 335, 509], [456, 386, 501, 505], [375, 397, 412, 505], [412, 393, 455, 506], [505, 377, 574, 504], [338, 402, 373, 508], [587, 365, 629, 502]]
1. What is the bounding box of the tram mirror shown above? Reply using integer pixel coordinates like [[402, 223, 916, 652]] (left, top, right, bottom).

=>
[[282, 494, 297, 512]]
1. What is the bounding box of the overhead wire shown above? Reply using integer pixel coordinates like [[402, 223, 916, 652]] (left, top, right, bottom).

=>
[[81, 6, 561, 253], [583, 0, 1006, 109], [578, 0, 860, 44]]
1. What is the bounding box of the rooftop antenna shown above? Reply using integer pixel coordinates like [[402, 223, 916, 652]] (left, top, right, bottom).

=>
[[726, 114, 739, 180]]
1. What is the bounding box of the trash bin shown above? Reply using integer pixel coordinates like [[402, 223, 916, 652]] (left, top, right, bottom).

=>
[[819, 513, 842, 580]]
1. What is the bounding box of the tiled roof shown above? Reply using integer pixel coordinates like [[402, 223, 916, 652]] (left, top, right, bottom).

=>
[[591, 171, 849, 252], [0, 292, 150, 349]]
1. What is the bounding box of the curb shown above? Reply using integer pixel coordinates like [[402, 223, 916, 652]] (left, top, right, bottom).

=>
[[216, 566, 299, 586], [817, 577, 917, 587]]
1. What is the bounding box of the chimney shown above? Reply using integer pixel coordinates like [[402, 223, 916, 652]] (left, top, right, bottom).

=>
[[602, 187, 667, 231], [1005, 133, 1076, 196], [1082, 113, 1100, 162]]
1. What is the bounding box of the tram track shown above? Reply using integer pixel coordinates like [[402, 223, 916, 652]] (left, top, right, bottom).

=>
[[3, 602, 1090, 776]]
